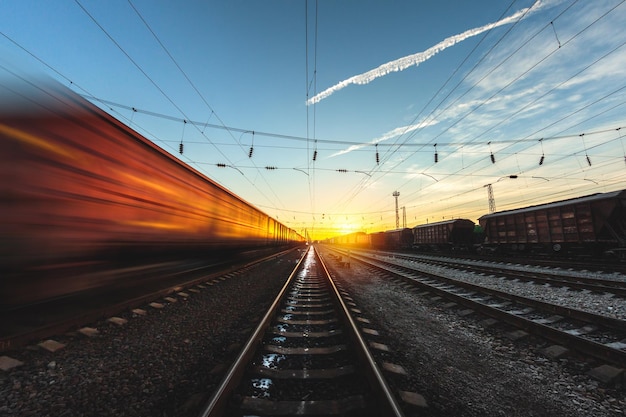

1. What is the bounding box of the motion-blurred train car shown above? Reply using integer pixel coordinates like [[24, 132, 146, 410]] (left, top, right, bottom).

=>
[[412, 219, 476, 252], [0, 81, 303, 306], [478, 189, 626, 258]]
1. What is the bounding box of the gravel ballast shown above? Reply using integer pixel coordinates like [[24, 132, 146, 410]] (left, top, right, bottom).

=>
[[0, 249, 305, 416], [376, 252, 626, 320], [319, 247, 626, 416], [2, 246, 625, 416]]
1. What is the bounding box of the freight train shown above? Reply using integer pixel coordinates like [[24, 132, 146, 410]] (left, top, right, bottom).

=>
[[478, 189, 626, 258], [324, 190, 626, 259], [325, 220, 478, 253], [1, 82, 304, 307]]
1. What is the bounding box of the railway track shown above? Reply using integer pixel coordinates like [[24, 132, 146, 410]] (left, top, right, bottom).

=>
[[198, 246, 406, 417], [372, 251, 626, 297], [331, 248, 626, 369], [0, 248, 296, 353]]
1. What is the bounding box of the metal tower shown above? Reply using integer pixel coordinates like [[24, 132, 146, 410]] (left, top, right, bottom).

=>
[[393, 191, 400, 228], [402, 206, 406, 228], [485, 184, 496, 213]]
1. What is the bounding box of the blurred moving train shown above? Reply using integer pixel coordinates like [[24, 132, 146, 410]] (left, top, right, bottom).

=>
[[1, 81, 304, 306], [324, 189, 626, 259]]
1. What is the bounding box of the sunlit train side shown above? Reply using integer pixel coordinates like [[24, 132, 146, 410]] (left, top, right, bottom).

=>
[[326, 231, 370, 248], [0, 83, 303, 306], [478, 189, 626, 258]]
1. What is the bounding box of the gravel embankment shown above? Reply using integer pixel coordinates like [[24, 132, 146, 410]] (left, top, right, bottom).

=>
[[3, 247, 624, 416], [381, 253, 626, 320], [319, 248, 626, 417], [0, 250, 304, 417]]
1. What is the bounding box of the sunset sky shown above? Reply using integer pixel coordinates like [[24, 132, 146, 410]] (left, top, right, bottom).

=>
[[2, 0, 625, 240]]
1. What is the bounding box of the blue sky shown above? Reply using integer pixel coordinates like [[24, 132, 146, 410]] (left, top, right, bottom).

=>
[[2, 0, 625, 239]]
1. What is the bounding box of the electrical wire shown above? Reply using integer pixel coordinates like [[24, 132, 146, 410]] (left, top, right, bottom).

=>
[[123, 0, 288, 212]]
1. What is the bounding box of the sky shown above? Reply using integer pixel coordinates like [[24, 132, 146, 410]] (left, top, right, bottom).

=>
[[1, 0, 625, 240]]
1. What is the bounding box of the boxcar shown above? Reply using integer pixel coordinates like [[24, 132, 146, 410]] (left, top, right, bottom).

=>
[[412, 219, 476, 252], [478, 189, 626, 257], [369, 231, 388, 250], [330, 232, 370, 248], [383, 228, 414, 251]]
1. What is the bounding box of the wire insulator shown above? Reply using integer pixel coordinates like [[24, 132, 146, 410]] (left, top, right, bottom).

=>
[[179, 143, 184, 154], [216, 163, 227, 168], [487, 141, 496, 164], [248, 147, 254, 158], [313, 150, 317, 161], [539, 155, 545, 165], [586, 155, 592, 166], [375, 144, 379, 165], [434, 152, 438, 163]]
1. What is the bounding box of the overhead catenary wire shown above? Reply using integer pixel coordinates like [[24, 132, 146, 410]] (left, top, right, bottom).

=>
[[335, 0, 623, 219], [3, 1, 624, 236], [364, 0, 578, 196], [74, 95, 626, 150], [304, 0, 319, 236], [122, 0, 290, 211], [327, 0, 540, 215]]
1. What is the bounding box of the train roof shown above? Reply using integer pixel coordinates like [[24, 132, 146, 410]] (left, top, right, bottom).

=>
[[384, 228, 412, 233], [412, 218, 475, 229], [478, 189, 626, 220]]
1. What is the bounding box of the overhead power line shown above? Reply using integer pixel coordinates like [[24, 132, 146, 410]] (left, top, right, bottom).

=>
[[77, 95, 625, 150]]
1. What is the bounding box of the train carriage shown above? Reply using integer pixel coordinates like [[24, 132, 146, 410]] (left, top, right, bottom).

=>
[[478, 189, 626, 258], [383, 228, 414, 251], [369, 231, 387, 250], [1, 82, 304, 306], [412, 219, 476, 252]]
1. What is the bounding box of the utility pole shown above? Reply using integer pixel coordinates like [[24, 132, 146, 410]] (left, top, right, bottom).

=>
[[393, 191, 400, 229], [484, 175, 516, 213], [402, 206, 406, 228], [484, 183, 496, 213]]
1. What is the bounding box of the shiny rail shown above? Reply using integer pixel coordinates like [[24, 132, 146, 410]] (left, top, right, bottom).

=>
[[198, 246, 405, 417], [332, 247, 626, 369]]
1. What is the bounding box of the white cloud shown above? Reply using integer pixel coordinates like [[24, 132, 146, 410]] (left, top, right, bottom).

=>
[[307, 2, 542, 105], [329, 119, 438, 157]]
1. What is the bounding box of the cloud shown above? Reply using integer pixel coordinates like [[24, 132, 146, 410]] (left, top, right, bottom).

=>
[[307, 2, 542, 105], [330, 119, 438, 157]]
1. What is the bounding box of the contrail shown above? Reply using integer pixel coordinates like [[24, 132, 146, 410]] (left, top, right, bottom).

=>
[[307, 3, 541, 105], [330, 120, 437, 157]]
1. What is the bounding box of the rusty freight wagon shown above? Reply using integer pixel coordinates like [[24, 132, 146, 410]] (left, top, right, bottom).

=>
[[478, 189, 626, 258], [412, 219, 476, 252]]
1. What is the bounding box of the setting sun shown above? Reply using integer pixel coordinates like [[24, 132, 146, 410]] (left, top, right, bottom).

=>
[[337, 223, 359, 235]]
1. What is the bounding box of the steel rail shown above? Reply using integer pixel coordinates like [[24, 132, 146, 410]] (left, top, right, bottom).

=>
[[197, 247, 309, 417], [198, 245, 406, 417], [314, 246, 406, 417], [337, 248, 626, 368]]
